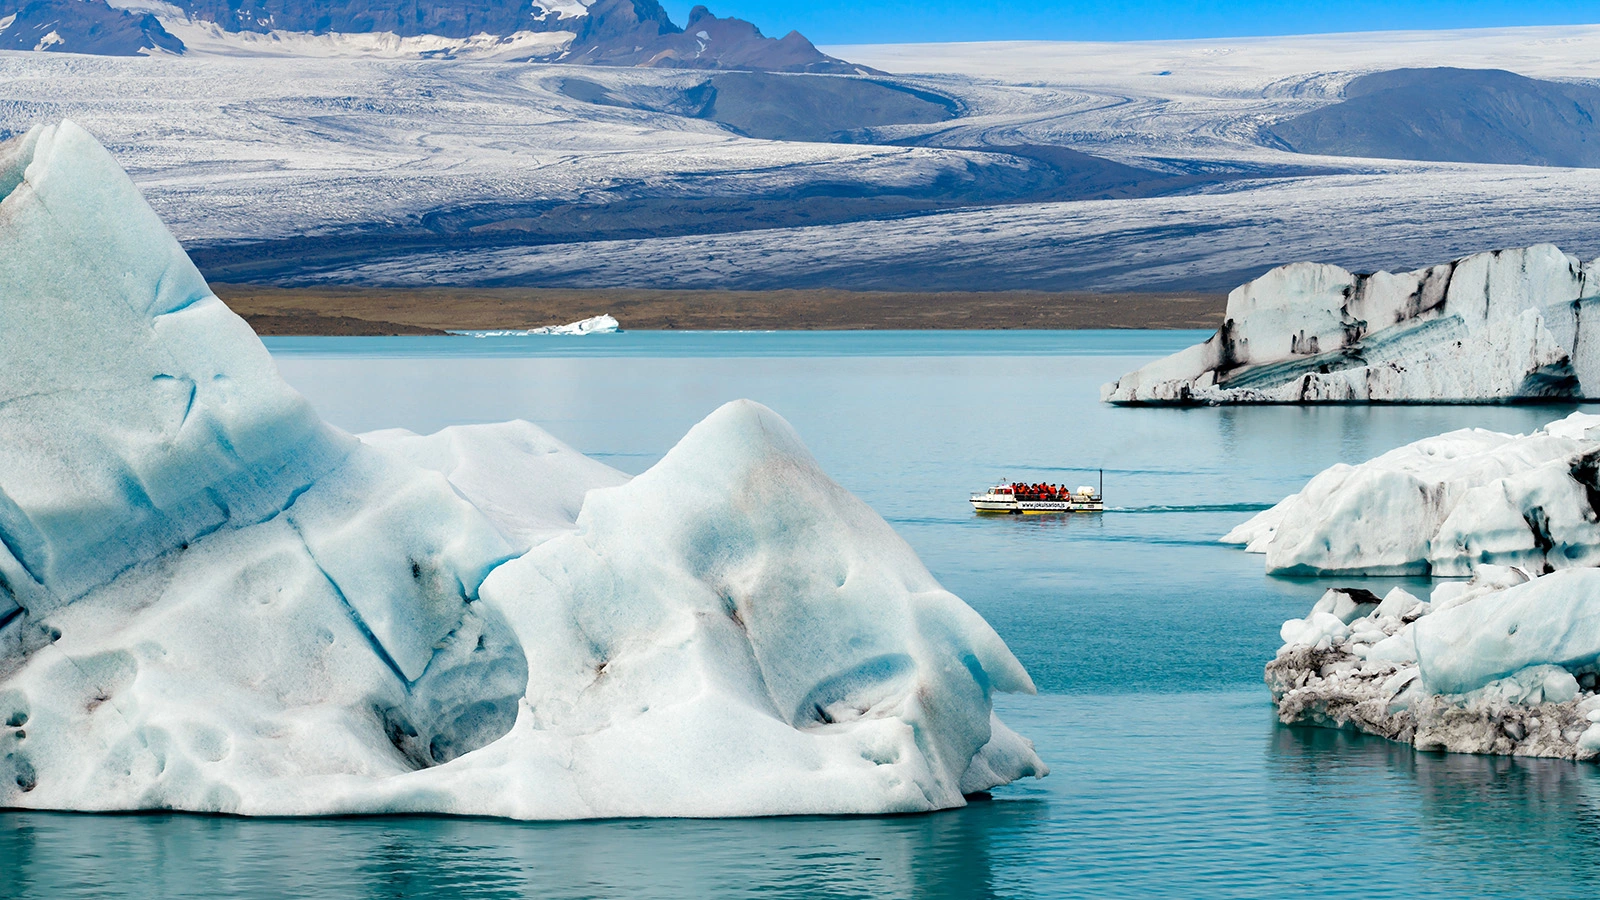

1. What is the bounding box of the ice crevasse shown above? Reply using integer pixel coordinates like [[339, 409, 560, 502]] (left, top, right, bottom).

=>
[[0, 121, 1045, 818], [1103, 245, 1600, 404]]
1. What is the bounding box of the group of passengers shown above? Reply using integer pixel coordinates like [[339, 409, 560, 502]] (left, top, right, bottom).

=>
[[1009, 482, 1074, 501]]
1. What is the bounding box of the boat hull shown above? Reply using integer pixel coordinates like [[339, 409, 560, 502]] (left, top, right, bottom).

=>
[[970, 498, 1104, 514]]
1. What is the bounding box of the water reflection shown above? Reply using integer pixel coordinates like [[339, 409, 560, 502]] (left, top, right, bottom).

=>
[[1267, 718, 1600, 895], [1, 799, 1051, 900]]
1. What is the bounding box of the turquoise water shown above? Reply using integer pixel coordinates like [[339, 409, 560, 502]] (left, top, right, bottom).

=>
[[6, 331, 1600, 898]]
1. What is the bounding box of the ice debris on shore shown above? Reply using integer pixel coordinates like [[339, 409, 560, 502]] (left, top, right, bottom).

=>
[[0, 121, 1043, 818], [1103, 245, 1600, 404], [1224, 412, 1600, 576], [1270, 570, 1600, 760], [452, 314, 619, 337]]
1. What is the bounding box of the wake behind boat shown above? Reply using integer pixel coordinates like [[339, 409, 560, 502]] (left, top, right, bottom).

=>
[[971, 473, 1104, 514]]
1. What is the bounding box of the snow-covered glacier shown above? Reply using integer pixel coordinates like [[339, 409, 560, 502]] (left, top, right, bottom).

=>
[[1224, 412, 1600, 577], [1103, 245, 1600, 404], [0, 121, 1043, 818]]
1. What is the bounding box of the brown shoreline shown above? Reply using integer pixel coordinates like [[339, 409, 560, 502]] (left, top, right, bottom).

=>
[[211, 284, 1227, 336]]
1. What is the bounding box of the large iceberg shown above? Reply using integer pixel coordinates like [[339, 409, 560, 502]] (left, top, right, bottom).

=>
[[1224, 412, 1600, 576], [0, 121, 1044, 818], [1103, 246, 1600, 404]]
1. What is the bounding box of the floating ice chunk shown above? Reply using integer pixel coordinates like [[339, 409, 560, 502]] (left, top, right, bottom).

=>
[[452, 314, 619, 337], [475, 400, 1045, 816], [1269, 565, 1600, 760], [1227, 413, 1600, 576], [1413, 569, 1600, 696], [0, 120, 349, 603], [1104, 245, 1599, 404]]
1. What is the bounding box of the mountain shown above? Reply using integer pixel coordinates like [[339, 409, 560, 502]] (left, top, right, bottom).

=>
[[0, 0, 182, 54], [0, 0, 868, 71], [1266, 67, 1600, 168]]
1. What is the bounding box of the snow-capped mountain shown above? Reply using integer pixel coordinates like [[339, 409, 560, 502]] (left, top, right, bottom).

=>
[[0, 0, 181, 54], [0, 0, 867, 70]]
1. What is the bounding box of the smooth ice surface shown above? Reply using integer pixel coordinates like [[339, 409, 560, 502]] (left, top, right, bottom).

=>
[[1105, 244, 1600, 404], [0, 122, 1042, 818], [1225, 411, 1600, 576]]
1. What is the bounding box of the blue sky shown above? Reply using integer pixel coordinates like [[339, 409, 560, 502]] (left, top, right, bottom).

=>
[[665, 0, 1600, 45]]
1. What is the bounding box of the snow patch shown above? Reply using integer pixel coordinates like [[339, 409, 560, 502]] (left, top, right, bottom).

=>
[[165, 19, 574, 59]]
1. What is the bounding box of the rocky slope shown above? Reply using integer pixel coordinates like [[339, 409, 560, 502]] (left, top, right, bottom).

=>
[[0, 0, 182, 54]]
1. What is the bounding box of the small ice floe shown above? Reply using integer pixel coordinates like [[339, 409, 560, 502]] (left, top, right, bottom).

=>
[[452, 314, 619, 337], [1269, 569, 1600, 760], [1223, 412, 1600, 577], [1102, 244, 1600, 405]]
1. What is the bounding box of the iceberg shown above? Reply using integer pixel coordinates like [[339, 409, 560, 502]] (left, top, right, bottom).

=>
[[452, 314, 620, 337], [1269, 570, 1600, 760], [0, 121, 1044, 818], [1224, 412, 1600, 576], [1103, 246, 1600, 404]]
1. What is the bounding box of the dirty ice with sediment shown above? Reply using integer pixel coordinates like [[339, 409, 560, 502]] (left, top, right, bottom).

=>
[[1247, 410, 1600, 762], [0, 121, 1043, 818], [1103, 244, 1600, 404]]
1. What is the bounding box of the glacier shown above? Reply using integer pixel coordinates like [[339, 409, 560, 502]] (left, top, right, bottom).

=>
[[0, 121, 1044, 817], [1104, 244, 1600, 404], [1224, 412, 1600, 577]]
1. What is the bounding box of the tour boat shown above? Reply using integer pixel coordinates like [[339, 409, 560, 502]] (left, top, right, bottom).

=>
[[971, 472, 1103, 514]]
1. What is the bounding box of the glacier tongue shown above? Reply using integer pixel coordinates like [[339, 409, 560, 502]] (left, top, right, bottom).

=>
[[0, 121, 1044, 818], [1103, 245, 1600, 404]]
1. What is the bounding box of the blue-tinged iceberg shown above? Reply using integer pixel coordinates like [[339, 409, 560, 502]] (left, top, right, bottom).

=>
[[0, 122, 1044, 817], [1103, 245, 1600, 404]]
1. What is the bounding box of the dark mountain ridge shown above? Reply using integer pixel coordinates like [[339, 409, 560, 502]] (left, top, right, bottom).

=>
[[1267, 67, 1600, 167], [0, 0, 865, 71], [0, 0, 181, 55]]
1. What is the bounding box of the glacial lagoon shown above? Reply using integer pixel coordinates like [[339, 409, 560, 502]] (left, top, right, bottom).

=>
[[7, 330, 1600, 899]]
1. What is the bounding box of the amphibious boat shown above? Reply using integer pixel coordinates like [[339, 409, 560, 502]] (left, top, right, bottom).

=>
[[971, 472, 1103, 514]]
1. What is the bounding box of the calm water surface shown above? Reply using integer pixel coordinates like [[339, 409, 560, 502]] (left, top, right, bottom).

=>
[[6, 330, 1600, 898]]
